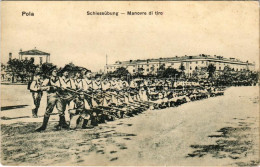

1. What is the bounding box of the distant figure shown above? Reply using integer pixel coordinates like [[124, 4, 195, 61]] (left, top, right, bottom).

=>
[[29, 72, 43, 118]]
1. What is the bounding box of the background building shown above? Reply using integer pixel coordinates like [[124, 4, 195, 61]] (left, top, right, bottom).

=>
[[19, 47, 50, 65], [105, 54, 255, 76]]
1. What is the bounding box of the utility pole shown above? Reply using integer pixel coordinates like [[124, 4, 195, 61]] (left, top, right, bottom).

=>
[[105, 54, 108, 74], [106, 54, 108, 66]]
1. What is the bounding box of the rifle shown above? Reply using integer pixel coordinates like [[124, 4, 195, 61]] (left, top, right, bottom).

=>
[[102, 92, 148, 108]]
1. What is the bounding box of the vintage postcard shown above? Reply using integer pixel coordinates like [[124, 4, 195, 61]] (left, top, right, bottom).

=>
[[0, 1, 259, 166]]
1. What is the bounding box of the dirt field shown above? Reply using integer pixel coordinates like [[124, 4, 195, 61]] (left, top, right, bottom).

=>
[[1, 85, 259, 166]]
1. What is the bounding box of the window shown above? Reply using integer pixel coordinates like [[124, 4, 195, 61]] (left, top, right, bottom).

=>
[[202, 61, 204, 64], [190, 62, 192, 64], [196, 61, 198, 64], [219, 67, 221, 70], [133, 69, 135, 72], [147, 69, 149, 72], [40, 57, 43, 64], [190, 67, 192, 70], [171, 63, 174, 65]]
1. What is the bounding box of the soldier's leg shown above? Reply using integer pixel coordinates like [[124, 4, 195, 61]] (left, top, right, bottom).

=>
[[45, 94, 58, 117], [90, 109, 99, 126], [35, 93, 57, 132], [34, 92, 43, 117], [85, 97, 93, 109], [82, 113, 94, 129], [69, 114, 80, 130], [31, 92, 38, 117], [56, 98, 69, 129]]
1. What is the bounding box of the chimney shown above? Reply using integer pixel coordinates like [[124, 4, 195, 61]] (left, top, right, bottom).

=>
[[9, 52, 12, 60]]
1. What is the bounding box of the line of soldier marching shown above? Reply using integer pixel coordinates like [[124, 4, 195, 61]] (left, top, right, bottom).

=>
[[29, 66, 225, 132]]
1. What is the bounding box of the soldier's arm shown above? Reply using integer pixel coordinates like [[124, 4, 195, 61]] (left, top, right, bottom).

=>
[[68, 100, 76, 110], [40, 79, 51, 91], [29, 81, 39, 91]]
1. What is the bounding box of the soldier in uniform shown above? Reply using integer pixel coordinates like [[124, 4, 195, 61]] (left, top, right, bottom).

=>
[[82, 71, 93, 108], [30, 72, 43, 118], [72, 70, 84, 90], [35, 66, 73, 132], [68, 91, 93, 129]]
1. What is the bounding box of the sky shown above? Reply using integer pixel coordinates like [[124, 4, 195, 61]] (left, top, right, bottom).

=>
[[1, 1, 259, 72]]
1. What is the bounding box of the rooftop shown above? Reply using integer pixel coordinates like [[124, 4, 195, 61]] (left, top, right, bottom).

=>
[[19, 47, 50, 56], [110, 54, 254, 66]]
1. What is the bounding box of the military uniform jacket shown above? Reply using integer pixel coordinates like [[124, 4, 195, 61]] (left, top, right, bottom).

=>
[[42, 76, 61, 94], [30, 79, 42, 92], [82, 78, 93, 92], [72, 78, 84, 90]]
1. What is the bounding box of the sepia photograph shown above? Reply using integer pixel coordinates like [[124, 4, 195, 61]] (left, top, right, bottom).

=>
[[1, 1, 259, 166]]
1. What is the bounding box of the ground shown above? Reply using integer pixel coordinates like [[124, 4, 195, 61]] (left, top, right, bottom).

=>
[[1, 85, 259, 166]]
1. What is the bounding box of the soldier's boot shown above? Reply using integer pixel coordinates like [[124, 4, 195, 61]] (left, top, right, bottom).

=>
[[69, 115, 80, 130], [32, 109, 37, 118], [35, 108, 39, 117], [60, 116, 69, 129], [35, 116, 49, 132], [82, 119, 94, 129], [55, 116, 69, 130]]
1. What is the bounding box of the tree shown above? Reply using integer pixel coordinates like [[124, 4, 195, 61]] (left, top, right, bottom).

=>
[[179, 62, 186, 78], [159, 67, 181, 78], [207, 64, 216, 79], [147, 65, 156, 76], [104, 67, 130, 79], [159, 63, 166, 71], [7, 58, 37, 83], [135, 67, 144, 77], [157, 64, 166, 77], [113, 67, 130, 78], [217, 65, 232, 86], [191, 70, 199, 81], [197, 67, 208, 80]]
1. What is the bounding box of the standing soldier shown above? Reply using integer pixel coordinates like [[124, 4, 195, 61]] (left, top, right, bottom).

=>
[[82, 71, 93, 108], [35, 66, 73, 132], [72, 70, 84, 90], [30, 72, 43, 118]]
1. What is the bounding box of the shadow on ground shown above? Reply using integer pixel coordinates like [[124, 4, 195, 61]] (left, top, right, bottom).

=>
[[1, 105, 28, 111], [186, 117, 259, 166], [1, 122, 137, 165]]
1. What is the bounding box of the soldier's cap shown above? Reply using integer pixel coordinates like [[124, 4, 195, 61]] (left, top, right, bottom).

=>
[[34, 72, 42, 76], [84, 70, 92, 75], [74, 69, 82, 74], [60, 65, 72, 73], [49, 66, 57, 72]]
